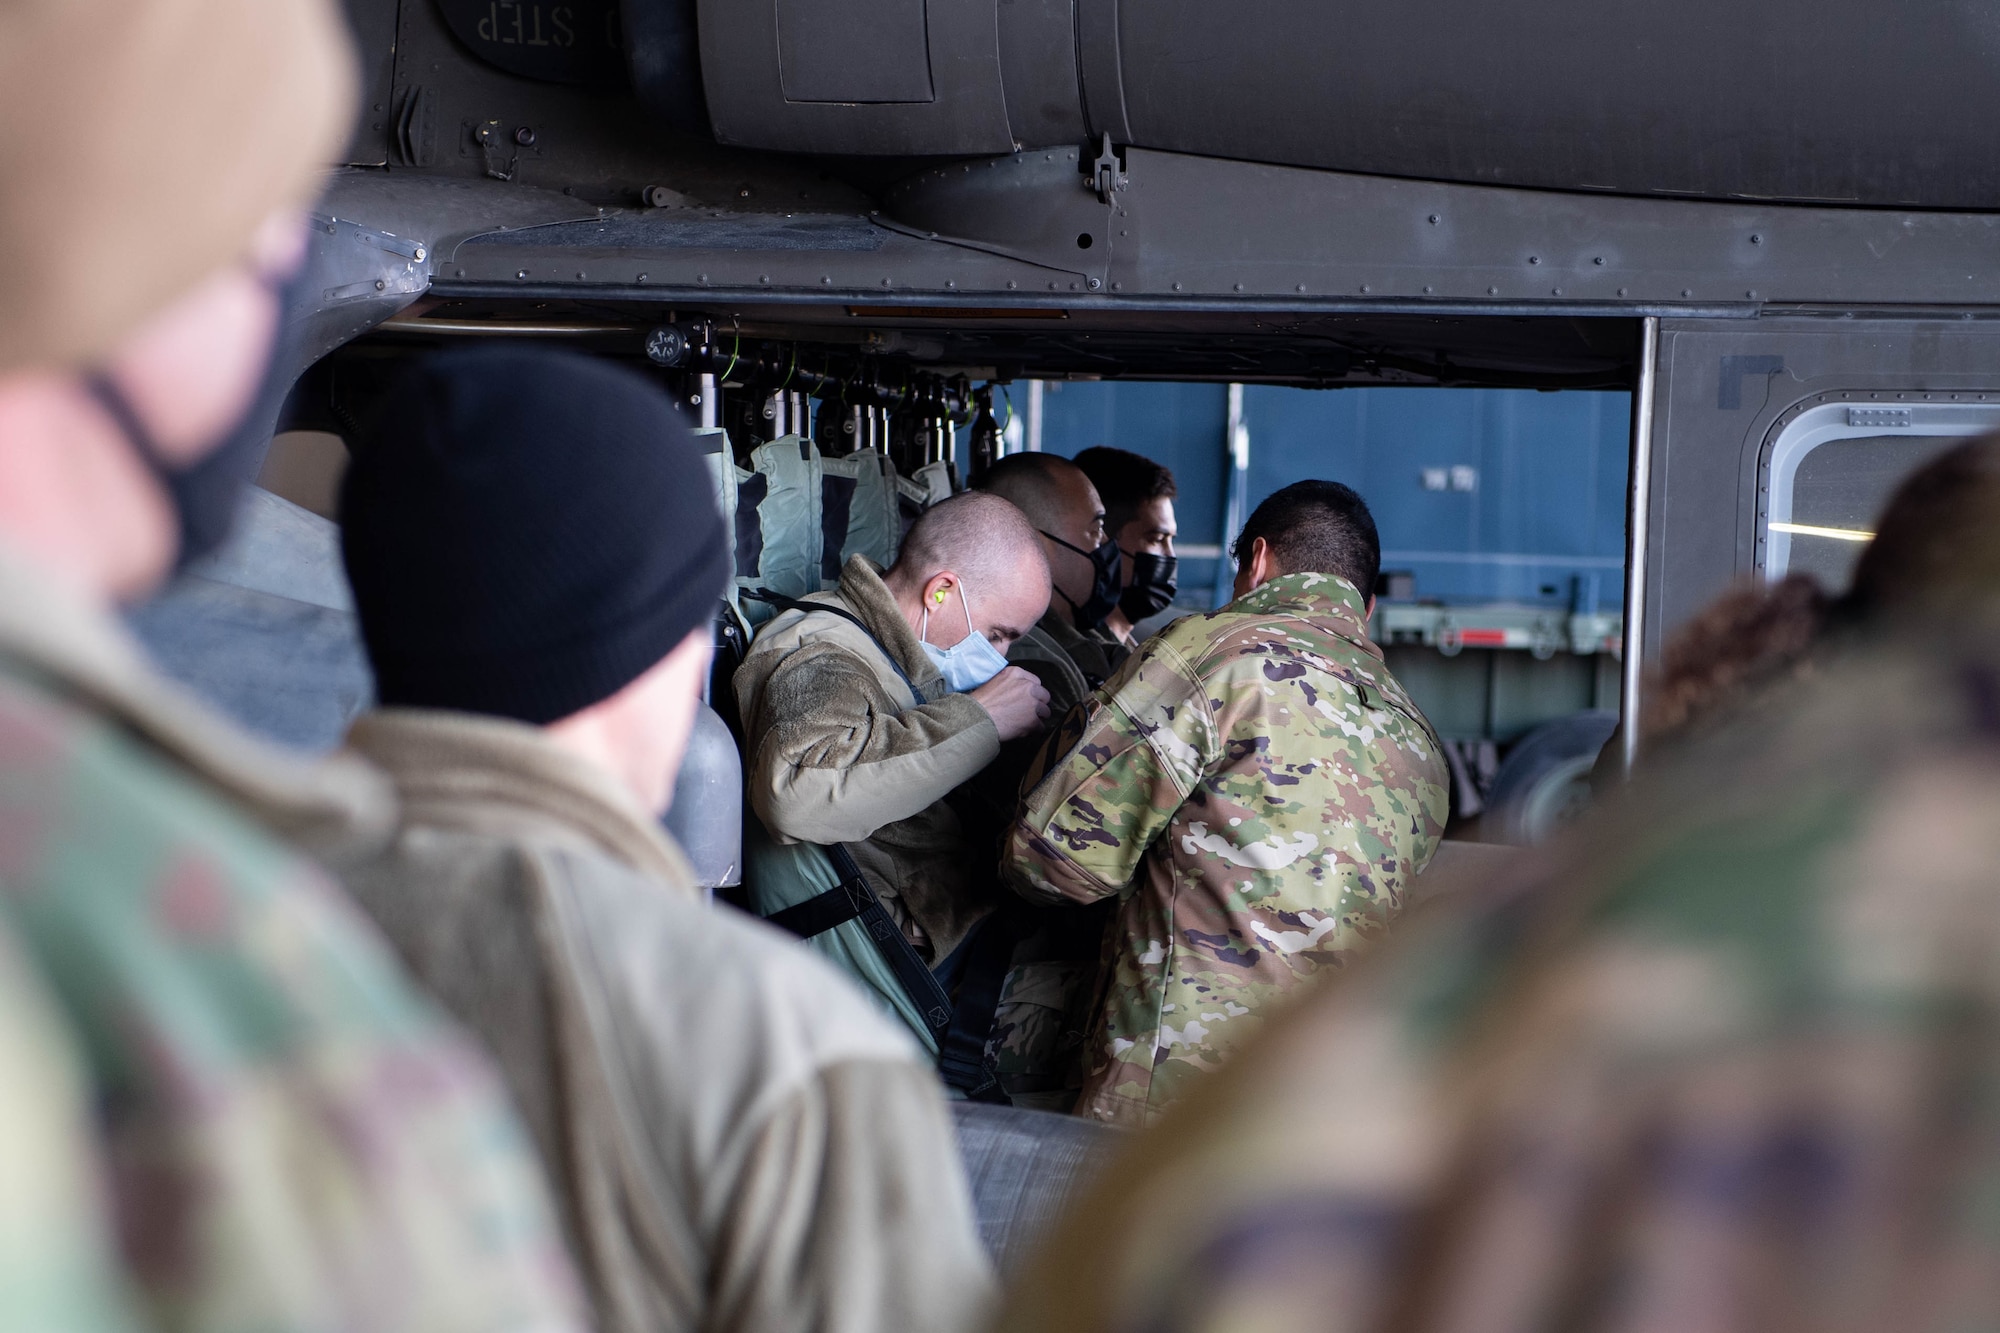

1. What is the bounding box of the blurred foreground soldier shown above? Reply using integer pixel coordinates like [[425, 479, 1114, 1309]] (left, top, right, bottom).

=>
[[1072, 446, 1180, 647], [0, 927, 145, 1332], [340, 346, 993, 1333], [1628, 435, 2000, 763], [997, 615, 2000, 1333], [1007, 481, 1448, 1127], [0, 0, 582, 1328], [1639, 571, 1831, 745], [977, 454, 1128, 718], [735, 495, 1052, 988], [1583, 568, 1834, 792], [1844, 429, 2000, 622]]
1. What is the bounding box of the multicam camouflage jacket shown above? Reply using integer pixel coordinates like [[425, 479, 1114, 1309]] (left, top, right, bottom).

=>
[[0, 925, 144, 1332], [1005, 571, 1449, 1127], [996, 632, 2000, 1333], [0, 546, 584, 1333]]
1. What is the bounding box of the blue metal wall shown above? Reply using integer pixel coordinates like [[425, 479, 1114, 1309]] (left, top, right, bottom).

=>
[[1025, 383, 1630, 609]]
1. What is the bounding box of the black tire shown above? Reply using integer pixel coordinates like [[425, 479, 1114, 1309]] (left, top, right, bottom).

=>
[[1486, 709, 1619, 845]]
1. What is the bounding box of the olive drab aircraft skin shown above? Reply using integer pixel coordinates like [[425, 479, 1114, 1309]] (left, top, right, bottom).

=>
[[296, 0, 2000, 683], [206, 0, 2000, 1261]]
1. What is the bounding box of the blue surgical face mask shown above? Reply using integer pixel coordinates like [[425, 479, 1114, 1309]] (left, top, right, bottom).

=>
[[920, 580, 1010, 692]]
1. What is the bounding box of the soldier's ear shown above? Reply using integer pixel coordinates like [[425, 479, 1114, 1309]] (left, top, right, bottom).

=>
[[1249, 536, 1280, 585]]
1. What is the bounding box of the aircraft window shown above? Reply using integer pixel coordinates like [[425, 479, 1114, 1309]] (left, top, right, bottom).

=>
[[1760, 399, 2000, 591]]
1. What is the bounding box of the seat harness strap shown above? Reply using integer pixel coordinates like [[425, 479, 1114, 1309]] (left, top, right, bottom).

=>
[[741, 587, 962, 1059], [767, 842, 954, 1046], [932, 908, 1020, 1102], [739, 587, 921, 699]]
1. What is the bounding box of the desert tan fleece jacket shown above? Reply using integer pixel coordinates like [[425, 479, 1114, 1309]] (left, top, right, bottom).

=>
[[340, 707, 995, 1333], [734, 554, 1002, 962]]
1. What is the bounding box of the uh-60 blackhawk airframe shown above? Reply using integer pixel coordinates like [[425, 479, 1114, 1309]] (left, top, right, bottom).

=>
[[284, 0, 2000, 800]]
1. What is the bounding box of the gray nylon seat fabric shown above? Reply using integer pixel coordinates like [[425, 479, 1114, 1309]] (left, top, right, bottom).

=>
[[950, 1102, 1123, 1275]]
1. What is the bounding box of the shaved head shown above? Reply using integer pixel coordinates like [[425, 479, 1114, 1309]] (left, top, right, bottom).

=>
[[978, 453, 1096, 533], [886, 492, 1052, 646], [894, 492, 1049, 597], [974, 453, 1108, 626]]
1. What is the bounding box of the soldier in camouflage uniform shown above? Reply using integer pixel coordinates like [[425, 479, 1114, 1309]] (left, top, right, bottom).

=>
[[0, 1, 585, 1327], [994, 522, 2000, 1333], [0, 587, 583, 1330], [1006, 481, 1449, 1126], [0, 925, 144, 1333]]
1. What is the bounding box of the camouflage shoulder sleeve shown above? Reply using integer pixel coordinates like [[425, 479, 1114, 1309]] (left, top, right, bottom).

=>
[[1006, 634, 1212, 903], [0, 927, 145, 1333], [0, 682, 586, 1332]]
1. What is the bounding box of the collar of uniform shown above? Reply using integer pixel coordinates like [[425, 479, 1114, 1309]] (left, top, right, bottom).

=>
[[1008, 616, 1088, 688], [830, 553, 948, 701], [1231, 571, 1370, 630], [1035, 608, 1120, 682], [0, 537, 394, 862], [345, 706, 696, 892]]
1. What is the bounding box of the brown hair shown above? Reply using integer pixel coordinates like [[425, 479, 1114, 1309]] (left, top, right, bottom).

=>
[[1641, 573, 1832, 743], [1642, 431, 2000, 745], [1072, 446, 1177, 536], [1847, 431, 2000, 621]]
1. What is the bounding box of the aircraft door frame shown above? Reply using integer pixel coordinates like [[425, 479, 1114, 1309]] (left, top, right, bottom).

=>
[[1635, 313, 2000, 680]]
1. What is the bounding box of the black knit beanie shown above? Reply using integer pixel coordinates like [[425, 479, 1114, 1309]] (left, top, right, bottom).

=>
[[340, 345, 728, 725]]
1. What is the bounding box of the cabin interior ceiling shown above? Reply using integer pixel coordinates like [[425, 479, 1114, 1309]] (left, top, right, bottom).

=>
[[367, 301, 1639, 387]]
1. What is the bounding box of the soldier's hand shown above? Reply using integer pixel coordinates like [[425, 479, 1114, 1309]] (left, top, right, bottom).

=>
[[971, 667, 1052, 741]]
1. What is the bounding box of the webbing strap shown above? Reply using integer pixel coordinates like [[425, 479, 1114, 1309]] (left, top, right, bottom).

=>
[[740, 587, 922, 701], [745, 586, 998, 1090], [767, 842, 953, 1046], [763, 878, 870, 939], [934, 910, 1020, 1102]]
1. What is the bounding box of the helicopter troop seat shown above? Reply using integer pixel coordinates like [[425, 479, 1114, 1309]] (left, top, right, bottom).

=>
[[708, 428, 945, 631], [699, 426, 980, 1061]]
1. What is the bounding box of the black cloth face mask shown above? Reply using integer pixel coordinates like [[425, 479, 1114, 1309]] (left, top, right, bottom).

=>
[[82, 262, 305, 571], [1120, 550, 1179, 621], [1042, 529, 1123, 630]]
